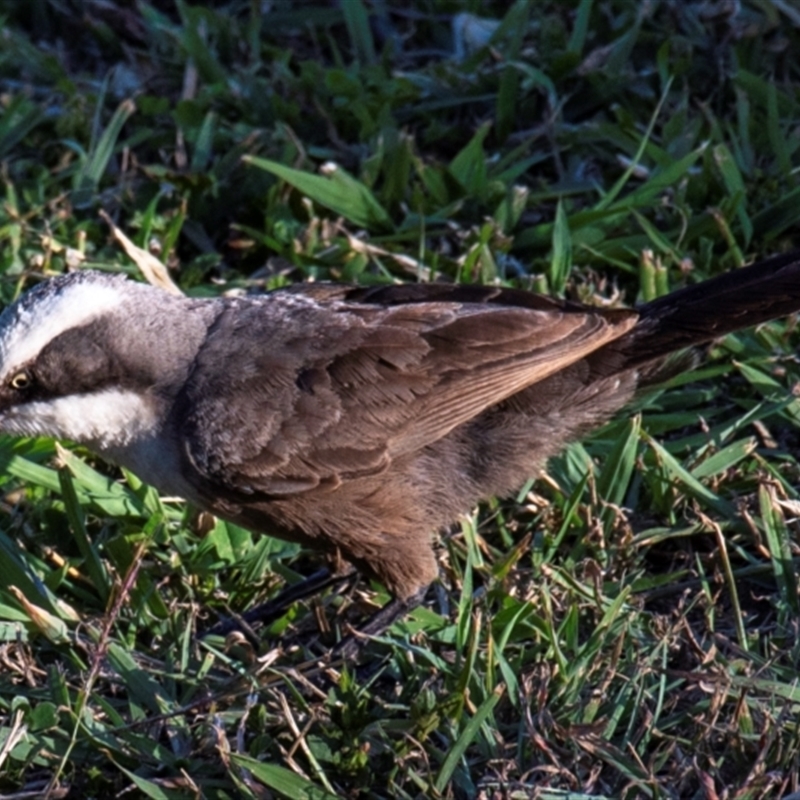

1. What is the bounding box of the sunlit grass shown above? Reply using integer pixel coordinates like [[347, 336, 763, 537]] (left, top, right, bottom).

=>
[[0, 1, 799, 797]]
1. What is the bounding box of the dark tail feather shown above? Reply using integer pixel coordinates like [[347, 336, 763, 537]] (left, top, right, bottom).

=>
[[608, 251, 800, 372]]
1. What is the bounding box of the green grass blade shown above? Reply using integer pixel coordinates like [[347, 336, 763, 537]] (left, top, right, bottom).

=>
[[595, 76, 673, 211], [767, 82, 793, 180], [245, 155, 392, 230], [596, 416, 640, 511], [690, 437, 756, 480], [714, 142, 753, 245], [750, 184, 800, 240], [0, 95, 46, 159], [618, 144, 706, 210], [341, 0, 376, 65], [642, 434, 735, 517], [177, 1, 229, 85], [231, 754, 340, 799], [568, 0, 593, 55], [549, 198, 572, 294], [495, 2, 530, 142], [112, 764, 189, 800], [190, 110, 216, 173], [73, 99, 135, 207], [448, 122, 490, 197], [1, 450, 61, 493], [55, 446, 147, 518], [0, 530, 61, 613], [760, 485, 800, 615], [106, 643, 170, 715], [57, 465, 110, 605], [434, 684, 504, 793]]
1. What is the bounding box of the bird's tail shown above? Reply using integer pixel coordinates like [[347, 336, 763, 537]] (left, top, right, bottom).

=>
[[595, 251, 800, 376]]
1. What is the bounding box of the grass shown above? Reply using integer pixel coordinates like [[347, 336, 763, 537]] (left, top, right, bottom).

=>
[[1, 1, 800, 797]]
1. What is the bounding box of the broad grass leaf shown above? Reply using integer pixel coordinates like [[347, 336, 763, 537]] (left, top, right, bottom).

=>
[[246, 155, 392, 230], [231, 753, 340, 799]]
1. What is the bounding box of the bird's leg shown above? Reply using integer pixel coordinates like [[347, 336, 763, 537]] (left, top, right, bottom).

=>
[[205, 567, 356, 638], [334, 585, 430, 659]]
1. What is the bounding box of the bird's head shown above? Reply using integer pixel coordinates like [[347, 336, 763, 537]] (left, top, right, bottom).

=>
[[0, 271, 210, 453]]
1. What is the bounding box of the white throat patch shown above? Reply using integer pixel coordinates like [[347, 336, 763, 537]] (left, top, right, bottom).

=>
[[1, 387, 201, 503], [0, 279, 125, 382], [0, 388, 159, 451]]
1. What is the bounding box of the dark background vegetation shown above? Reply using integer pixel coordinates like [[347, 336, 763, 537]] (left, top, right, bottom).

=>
[[1, 1, 800, 797]]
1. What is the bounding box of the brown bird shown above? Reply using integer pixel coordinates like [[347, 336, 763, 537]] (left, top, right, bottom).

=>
[[0, 252, 799, 643]]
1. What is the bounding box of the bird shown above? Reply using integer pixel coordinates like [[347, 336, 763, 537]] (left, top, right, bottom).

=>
[[1, 252, 799, 646]]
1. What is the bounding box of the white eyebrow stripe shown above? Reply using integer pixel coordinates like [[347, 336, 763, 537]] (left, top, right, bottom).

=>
[[0, 282, 125, 382]]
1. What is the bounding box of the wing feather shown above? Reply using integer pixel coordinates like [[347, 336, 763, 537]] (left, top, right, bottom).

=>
[[176, 286, 637, 497]]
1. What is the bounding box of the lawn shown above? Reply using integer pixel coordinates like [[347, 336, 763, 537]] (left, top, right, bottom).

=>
[[1, 1, 800, 798]]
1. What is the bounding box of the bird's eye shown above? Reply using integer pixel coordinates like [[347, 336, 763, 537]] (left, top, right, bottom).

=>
[[9, 371, 32, 391]]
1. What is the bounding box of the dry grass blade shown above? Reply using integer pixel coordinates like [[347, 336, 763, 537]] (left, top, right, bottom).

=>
[[100, 210, 182, 295]]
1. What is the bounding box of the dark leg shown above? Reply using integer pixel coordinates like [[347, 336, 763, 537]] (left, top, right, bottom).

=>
[[334, 585, 430, 659], [204, 567, 356, 638]]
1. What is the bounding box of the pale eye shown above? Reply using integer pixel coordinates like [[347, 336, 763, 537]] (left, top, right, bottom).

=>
[[9, 371, 32, 391]]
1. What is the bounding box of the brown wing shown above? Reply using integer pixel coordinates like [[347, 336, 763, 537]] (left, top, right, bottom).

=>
[[176, 285, 637, 497]]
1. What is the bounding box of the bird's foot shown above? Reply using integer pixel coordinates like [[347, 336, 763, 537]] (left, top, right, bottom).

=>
[[333, 585, 429, 659], [203, 567, 355, 640]]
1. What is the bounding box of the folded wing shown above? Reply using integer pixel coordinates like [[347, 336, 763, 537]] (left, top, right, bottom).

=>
[[176, 285, 637, 497]]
